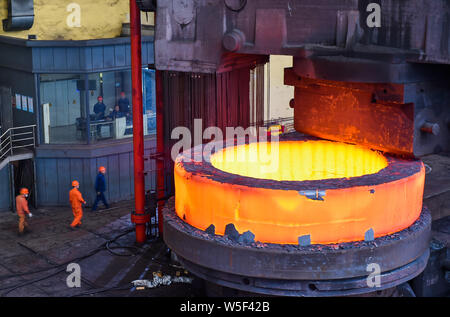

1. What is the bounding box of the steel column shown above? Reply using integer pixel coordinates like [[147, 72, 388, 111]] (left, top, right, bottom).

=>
[[84, 74, 91, 145], [130, 0, 147, 244]]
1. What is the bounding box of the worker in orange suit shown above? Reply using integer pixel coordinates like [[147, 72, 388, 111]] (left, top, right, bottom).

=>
[[69, 180, 86, 229], [16, 188, 32, 236]]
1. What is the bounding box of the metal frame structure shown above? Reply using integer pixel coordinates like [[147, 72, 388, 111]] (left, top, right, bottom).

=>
[[164, 199, 432, 296], [0, 125, 36, 167], [145, 0, 449, 296], [130, 0, 149, 244]]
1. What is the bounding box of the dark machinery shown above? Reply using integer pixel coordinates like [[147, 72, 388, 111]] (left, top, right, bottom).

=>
[[144, 0, 450, 296], [2, 0, 34, 31]]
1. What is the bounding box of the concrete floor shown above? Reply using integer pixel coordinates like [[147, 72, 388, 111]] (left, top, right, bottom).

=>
[[1, 163, 448, 298], [0, 201, 196, 297]]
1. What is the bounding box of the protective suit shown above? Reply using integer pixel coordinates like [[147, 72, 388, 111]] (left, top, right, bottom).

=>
[[69, 187, 86, 228], [16, 194, 31, 234]]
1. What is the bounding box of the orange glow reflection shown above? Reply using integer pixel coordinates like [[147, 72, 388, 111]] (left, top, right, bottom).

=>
[[210, 140, 388, 181], [175, 140, 424, 245]]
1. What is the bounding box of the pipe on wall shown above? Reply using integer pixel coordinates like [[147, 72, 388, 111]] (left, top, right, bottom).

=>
[[2, 0, 34, 31], [130, 0, 148, 244]]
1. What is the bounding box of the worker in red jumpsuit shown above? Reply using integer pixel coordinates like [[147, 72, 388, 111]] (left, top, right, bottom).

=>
[[16, 188, 32, 236], [69, 180, 86, 229]]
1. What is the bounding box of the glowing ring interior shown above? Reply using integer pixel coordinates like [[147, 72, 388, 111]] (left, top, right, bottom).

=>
[[174, 134, 424, 244]]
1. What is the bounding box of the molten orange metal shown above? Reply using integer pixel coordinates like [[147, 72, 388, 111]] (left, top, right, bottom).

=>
[[211, 140, 388, 181], [174, 140, 424, 244]]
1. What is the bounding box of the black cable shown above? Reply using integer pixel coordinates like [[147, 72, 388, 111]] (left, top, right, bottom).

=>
[[0, 227, 185, 296], [0, 228, 136, 296], [0, 244, 103, 281], [105, 242, 141, 257], [1, 267, 67, 296], [0, 228, 134, 281]]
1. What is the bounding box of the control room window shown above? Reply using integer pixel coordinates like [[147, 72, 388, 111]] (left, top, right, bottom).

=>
[[87, 69, 156, 143], [39, 74, 86, 144], [39, 69, 156, 145], [143, 67, 156, 135]]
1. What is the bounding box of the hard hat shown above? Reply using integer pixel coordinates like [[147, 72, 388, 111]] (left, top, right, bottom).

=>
[[20, 188, 29, 195], [99, 166, 106, 172], [72, 180, 79, 187], [267, 124, 283, 136]]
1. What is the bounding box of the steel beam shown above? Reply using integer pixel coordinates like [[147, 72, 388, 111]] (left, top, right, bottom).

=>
[[130, 0, 147, 244]]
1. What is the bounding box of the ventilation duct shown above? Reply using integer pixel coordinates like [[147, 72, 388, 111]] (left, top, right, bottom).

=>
[[2, 0, 34, 31]]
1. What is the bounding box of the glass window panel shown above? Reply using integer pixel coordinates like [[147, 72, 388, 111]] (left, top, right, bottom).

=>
[[39, 68, 155, 144], [87, 68, 156, 143], [39, 74, 86, 144], [143, 68, 156, 136]]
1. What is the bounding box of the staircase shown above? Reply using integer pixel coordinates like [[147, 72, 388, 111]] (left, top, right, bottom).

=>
[[0, 125, 36, 170]]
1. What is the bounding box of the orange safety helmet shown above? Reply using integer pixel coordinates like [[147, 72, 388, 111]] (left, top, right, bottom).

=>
[[20, 188, 29, 195], [99, 166, 106, 173], [72, 180, 79, 187]]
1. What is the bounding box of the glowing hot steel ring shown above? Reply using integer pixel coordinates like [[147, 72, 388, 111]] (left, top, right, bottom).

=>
[[174, 133, 425, 244]]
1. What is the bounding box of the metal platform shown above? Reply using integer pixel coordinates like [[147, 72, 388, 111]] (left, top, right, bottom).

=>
[[163, 198, 431, 296]]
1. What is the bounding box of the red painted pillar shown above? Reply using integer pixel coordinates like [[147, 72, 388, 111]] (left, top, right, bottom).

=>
[[130, 0, 147, 244]]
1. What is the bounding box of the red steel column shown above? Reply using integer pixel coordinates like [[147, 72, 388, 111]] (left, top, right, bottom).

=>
[[130, 0, 147, 244]]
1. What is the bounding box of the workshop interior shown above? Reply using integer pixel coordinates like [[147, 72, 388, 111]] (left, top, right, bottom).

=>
[[0, 0, 448, 298]]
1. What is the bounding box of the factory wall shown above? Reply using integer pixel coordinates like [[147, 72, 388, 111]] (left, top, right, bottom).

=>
[[39, 79, 81, 129], [266, 55, 294, 120], [0, 167, 11, 211], [0, 0, 153, 41], [0, 68, 37, 128], [35, 138, 158, 207]]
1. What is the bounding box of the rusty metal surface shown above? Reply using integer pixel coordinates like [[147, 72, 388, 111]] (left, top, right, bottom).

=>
[[285, 73, 450, 157], [285, 75, 415, 156], [410, 227, 450, 297], [290, 56, 450, 84], [163, 197, 431, 280], [163, 199, 431, 295], [422, 154, 450, 220], [178, 250, 429, 296], [409, 81, 450, 157], [155, 0, 450, 73]]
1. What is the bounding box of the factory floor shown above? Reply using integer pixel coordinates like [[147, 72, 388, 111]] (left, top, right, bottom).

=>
[[0, 200, 197, 297], [0, 157, 448, 298]]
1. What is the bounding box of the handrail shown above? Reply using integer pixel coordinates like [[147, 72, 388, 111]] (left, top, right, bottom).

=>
[[0, 125, 36, 139], [0, 125, 36, 165], [12, 137, 35, 143], [11, 131, 34, 137]]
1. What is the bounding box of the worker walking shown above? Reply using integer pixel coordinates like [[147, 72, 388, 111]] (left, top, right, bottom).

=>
[[92, 166, 109, 211], [70, 180, 86, 229], [16, 188, 32, 236]]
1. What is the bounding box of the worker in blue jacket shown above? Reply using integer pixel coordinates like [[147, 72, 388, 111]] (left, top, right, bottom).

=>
[[92, 166, 109, 211], [118, 92, 130, 115], [93, 96, 106, 120], [107, 105, 125, 121]]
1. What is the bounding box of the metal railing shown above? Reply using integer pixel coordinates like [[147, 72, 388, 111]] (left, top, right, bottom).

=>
[[250, 116, 295, 133], [0, 125, 36, 162]]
